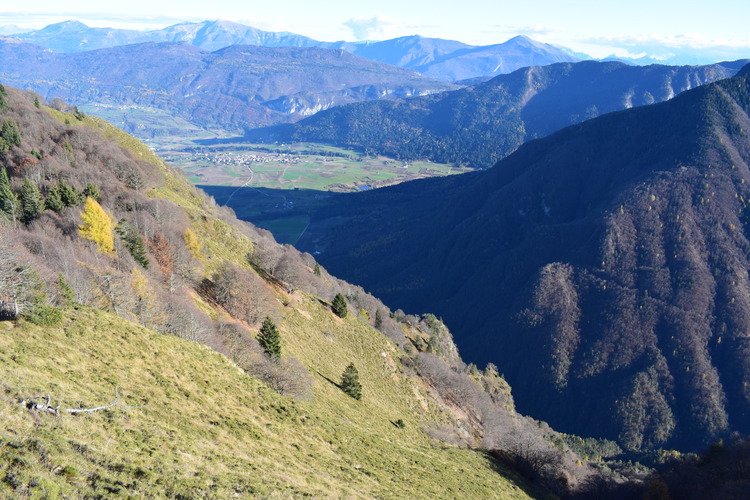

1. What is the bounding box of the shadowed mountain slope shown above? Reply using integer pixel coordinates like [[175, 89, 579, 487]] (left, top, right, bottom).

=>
[[255, 60, 743, 168], [291, 67, 750, 451]]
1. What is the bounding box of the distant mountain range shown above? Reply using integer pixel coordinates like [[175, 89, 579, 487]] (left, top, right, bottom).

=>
[[254, 60, 746, 168], [352, 34, 578, 81], [0, 24, 24, 35], [248, 65, 750, 451], [0, 37, 456, 135], [14, 19, 328, 52], [9, 20, 579, 81]]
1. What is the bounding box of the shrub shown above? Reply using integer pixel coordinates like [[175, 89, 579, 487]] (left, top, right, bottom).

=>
[[25, 304, 63, 326]]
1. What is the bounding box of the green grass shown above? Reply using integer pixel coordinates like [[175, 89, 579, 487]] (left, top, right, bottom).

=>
[[0, 307, 537, 499], [165, 142, 468, 192]]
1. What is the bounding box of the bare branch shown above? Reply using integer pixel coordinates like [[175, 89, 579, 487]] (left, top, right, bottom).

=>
[[20, 387, 144, 416]]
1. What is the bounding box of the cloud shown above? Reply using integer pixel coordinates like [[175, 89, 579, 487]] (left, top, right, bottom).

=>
[[584, 33, 750, 51], [343, 16, 391, 41], [342, 15, 428, 41]]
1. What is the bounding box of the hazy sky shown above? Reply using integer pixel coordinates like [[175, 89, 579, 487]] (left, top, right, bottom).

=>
[[2, 1, 750, 59]]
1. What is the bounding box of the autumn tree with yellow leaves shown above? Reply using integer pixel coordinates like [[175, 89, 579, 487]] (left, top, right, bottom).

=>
[[78, 197, 114, 254]]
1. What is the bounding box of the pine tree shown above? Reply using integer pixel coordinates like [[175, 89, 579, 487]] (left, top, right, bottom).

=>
[[57, 273, 75, 307], [129, 234, 149, 269], [0, 84, 7, 112], [313, 262, 321, 277], [0, 167, 19, 222], [59, 179, 81, 207], [0, 119, 21, 151], [78, 197, 115, 254], [374, 309, 383, 329], [20, 177, 43, 224], [257, 316, 281, 361], [83, 182, 101, 202], [332, 293, 348, 318], [116, 220, 150, 269], [340, 363, 362, 400], [45, 183, 65, 213]]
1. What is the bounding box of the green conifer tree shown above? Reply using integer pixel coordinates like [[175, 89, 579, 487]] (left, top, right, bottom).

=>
[[340, 363, 362, 400], [332, 293, 348, 318], [83, 182, 101, 202], [116, 220, 149, 269], [20, 177, 44, 224], [0, 166, 19, 223], [45, 184, 65, 213], [313, 262, 321, 277], [0, 119, 21, 151], [257, 316, 282, 362], [374, 309, 383, 329], [59, 179, 81, 207], [57, 273, 75, 307]]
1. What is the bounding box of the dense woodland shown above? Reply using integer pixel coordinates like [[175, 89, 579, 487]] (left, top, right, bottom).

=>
[[294, 66, 750, 453], [252, 60, 740, 168]]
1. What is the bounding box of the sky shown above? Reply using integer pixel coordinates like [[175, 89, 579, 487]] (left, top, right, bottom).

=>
[[2, 1, 750, 60]]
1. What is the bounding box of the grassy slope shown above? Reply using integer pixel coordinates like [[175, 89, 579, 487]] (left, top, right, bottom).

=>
[[0, 106, 539, 498], [0, 308, 534, 499]]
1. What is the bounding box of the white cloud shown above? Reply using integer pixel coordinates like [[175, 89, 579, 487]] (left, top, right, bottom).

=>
[[342, 15, 427, 41], [343, 16, 390, 41], [585, 33, 750, 51]]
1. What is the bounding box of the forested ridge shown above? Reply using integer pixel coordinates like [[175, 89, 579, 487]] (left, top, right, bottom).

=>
[[254, 60, 742, 168], [295, 66, 750, 452]]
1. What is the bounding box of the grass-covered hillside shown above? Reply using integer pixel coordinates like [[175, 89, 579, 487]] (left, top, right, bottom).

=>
[[0, 83, 606, 497], [0, 308, 536, 498]]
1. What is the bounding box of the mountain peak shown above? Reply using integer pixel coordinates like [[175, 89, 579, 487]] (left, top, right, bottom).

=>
[[42, 20, 89, 32], [503, 34, 543, 48]]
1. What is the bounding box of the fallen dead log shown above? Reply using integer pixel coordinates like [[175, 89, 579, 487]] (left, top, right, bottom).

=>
[[20, 388, 143, 416]]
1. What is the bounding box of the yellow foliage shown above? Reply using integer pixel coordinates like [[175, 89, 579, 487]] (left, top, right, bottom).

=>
[[78, 197, 114, 254], [130, 268, 164, 329], [183, 227, 204, 262]]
